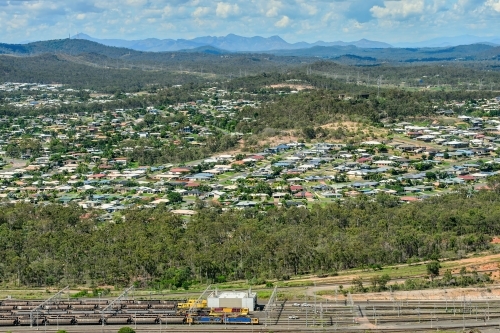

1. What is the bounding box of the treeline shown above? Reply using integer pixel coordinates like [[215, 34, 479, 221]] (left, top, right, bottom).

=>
[[0, 189, 499, 288]]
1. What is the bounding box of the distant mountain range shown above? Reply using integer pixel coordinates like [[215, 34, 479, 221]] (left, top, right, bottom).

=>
[[1, 38, 499, 66], [269, 43, 500, 62], [71, 33, 393, 52], [14, 33, 500, 52], [393, 35, 500, 48]]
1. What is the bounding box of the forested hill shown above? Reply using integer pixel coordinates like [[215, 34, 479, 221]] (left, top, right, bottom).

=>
[[234, 85, 499, 133], [2, 50, 500, 94], [0, 54, 204, 92], [0, 39, 310, 65], [0, 189, 498, 287], [0, 39, 137, 58]]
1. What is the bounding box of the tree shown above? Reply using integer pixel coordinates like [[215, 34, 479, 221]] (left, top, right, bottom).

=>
[[76, 163, 89, 174], [425, 171, 437, 181], [370, 274, 390, 292], [487, 174, 500, 193], [352, 277, 365, 292], [443, 269, 453, 285], [426, 261, 441, 280], [167, 191, 183, 203], [117, 327, 136, 333], [379, 274, 391, 290], [302, 127, 316, 140], [5, 138, 42, 158]]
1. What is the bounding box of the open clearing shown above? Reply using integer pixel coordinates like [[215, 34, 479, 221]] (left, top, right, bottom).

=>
[[269, 83, 315, 91]]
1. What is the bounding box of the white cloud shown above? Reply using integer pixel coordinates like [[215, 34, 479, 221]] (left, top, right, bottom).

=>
[[300, 3, 318, 16], [266, 6, 279, 17], [0, 0, 498, 46], [161, 5, 174, 18], [275, 15, 291, 28], [192, 6, 210, 18], [371, 0, 425, 20], [262, 0, 283, 17], [486, 0, 500, 12], [216, 2, 240, 18], [125, 0, 148, 6], [159, 22, 176, 31]]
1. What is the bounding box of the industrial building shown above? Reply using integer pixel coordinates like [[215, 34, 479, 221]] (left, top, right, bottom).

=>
[[207, 289, 257, 310]]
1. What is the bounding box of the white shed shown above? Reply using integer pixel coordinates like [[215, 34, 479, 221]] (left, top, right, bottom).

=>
[[207, 290, 257, 311]]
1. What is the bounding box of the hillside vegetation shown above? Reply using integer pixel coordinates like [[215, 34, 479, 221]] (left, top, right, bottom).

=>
[[1, 39, 500, 93], [1, 188, 499, 288]]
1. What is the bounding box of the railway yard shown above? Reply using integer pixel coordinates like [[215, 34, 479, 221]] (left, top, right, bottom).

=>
[[4, 286, 500, 332]]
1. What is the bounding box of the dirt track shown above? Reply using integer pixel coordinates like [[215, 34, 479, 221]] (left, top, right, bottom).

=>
[[294, 252, 500, 285], [294, 252, 500, 302]]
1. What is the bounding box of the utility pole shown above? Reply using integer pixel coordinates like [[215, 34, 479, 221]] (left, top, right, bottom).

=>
[[320, 302, 323, 327], [377, 76, 382, 98], [463, 293, 466, 329], [314, 281, 317, 313]]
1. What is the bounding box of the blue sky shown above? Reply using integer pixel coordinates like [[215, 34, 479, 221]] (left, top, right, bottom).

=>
[[0, 0, 499, 43]]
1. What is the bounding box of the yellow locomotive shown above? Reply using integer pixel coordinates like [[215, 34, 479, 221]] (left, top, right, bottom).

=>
[[209, 307, 249, 316], [177, 299, 208, 310]]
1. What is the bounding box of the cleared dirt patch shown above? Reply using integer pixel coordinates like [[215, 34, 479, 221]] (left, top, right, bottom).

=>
[[345, 286, 500, 302], [320, 121, 366, 131], [269, 83, 315, 91]]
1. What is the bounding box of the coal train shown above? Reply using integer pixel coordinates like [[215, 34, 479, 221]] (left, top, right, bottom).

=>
[[0, 299, 258, 327]]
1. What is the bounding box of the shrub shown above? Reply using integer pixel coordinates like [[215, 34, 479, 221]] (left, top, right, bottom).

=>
[[118, 327, 136, 333], [71, 290, 88, 298]]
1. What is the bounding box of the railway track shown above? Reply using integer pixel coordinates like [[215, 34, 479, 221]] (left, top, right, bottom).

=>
[[6, 297, 500, 331], [8, 324, 500, 333], [266, 299, 500, 331], [0, 297, 260, 329]]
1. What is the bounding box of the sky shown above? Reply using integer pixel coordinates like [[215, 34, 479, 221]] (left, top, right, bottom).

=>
[[0, 0, 500, 44]]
